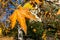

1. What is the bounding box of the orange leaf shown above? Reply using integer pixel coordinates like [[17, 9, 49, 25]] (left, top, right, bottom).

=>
[[9, 10, 17, 29], [35, 0, 42, 5], [17, 13, 27, 34], [57, 9, 60, 15], [9, 6, 37, 34]]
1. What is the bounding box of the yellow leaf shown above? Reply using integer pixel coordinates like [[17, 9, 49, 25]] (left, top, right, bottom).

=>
[[23, 2, 34, 9], [0, 28, 2, 35]]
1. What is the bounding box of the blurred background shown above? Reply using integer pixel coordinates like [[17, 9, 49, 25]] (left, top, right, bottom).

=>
[[0, 0, 60, 40]]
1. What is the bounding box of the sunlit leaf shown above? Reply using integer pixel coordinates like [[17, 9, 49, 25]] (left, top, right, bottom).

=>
[[23, 2, 34, 9], [10, 10, 17, 29], [9, 6, 36, 34]]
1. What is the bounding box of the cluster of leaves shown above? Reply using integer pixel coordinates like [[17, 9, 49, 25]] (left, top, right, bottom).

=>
[[0, 0, 60, 40]]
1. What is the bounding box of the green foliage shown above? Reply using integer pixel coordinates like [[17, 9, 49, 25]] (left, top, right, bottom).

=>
[[26, 20, 44, 39]]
